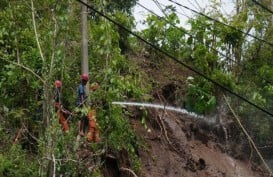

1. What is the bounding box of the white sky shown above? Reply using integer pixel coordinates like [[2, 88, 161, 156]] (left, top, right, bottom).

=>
[[133, 0, 235, 30]]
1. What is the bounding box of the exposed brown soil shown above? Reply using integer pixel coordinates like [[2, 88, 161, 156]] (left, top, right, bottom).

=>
[[86, 53, 268, 177], [126, 52, 267, 177], [130, 109, 265, 177]]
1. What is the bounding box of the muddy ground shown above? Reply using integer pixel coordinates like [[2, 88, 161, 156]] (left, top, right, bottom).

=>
[[97, 53, 269, 177], [129, 108, 266, 177], [127, 53, 268, 177]]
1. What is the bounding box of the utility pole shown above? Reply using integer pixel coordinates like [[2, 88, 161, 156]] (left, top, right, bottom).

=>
[[271, 0, 273, 25], [81, 0, 89, 95]]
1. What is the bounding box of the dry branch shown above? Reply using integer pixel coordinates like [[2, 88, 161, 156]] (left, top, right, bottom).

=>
[[0, 57, 44, 83], [224, 95, 272, 176], [52, 154, 56, 177], [120, 167, 138, 177], [13, 126, 24, 145], [31, 0, 45, 62]]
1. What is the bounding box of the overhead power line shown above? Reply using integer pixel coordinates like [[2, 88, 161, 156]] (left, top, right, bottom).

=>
[[168, 0, 273, 48], [186, 0, 201, 11], [76, 0, 273, 118], [152, 0, 167, 17], [136, 2, 273, 85], [252, 0, 273, 15], [137, 2, 231, 60]]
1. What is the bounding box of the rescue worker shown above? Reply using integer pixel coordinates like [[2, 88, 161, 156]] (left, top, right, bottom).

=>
[[54, 80, 62, 110], [77, 74, 89, 136], [54, 80, 70, 133], [86, 82, 100, 142], [77, 74, 100, 142]]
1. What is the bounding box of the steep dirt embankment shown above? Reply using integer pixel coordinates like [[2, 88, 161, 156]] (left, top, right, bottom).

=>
[[127, 53, 267, 177], [130, 109, 265, 177]]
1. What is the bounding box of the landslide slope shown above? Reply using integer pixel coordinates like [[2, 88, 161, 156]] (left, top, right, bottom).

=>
[[128, 53, 267, 177], [131, 111, 265, 177]]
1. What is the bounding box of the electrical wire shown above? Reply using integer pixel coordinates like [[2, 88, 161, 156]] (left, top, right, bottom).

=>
[[168, 0, 273, 48], [136, 2, 273, 85], [157, 1, 192, 19], [186, 0, 201, 11], [178, 6, 192, 19], [153, 0, 167, 17], [168, 0, 273, 83], [76, 0, 273, 118], [252, 0, 273, 15], [192, 0, 202, 10]]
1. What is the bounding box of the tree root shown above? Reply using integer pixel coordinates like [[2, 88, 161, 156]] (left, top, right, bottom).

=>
[[120, 167, 138, 177]]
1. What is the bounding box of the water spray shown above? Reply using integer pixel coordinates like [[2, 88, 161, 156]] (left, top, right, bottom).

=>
[[112, 101, 206, 119]]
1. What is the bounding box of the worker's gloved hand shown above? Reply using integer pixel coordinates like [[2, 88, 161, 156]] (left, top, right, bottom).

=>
[[75, 107, 88, 117], [63, 110, 72, 116], [90, 82, 99, 91]]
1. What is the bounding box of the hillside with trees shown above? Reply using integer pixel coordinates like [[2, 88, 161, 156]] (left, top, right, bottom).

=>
[[0, 0, 273, 176]]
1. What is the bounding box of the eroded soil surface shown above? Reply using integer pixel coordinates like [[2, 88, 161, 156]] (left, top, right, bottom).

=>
[[127, 53, 267, 177], [130, 109, 266, 177], [99, 54, 268, 177]]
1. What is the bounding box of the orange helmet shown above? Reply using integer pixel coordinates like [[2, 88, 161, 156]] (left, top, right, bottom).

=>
[[81, 74, 89, 81], [55, 80, 62, 88]]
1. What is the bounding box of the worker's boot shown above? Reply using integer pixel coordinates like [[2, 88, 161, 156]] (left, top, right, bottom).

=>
[[94, 128, 100, 142], [62, 120, 69, 133], [87, 110, 95, 141], [58, 110, 69, 133], [87, 109, 100, 142], [86, 128, 95, 142]]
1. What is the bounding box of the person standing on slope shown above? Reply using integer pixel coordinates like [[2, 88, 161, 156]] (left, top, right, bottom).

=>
[[54, 80, 70, 133], [77, 74, 89, 136]]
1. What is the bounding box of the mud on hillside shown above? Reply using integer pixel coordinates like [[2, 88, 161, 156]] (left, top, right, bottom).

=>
[[93, 53, 269, 177], [129, 108, 266, 177], [126, 53, 268, 177]]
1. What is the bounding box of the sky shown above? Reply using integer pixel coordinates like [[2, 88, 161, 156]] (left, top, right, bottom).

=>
[[133, 0, 235, 30]]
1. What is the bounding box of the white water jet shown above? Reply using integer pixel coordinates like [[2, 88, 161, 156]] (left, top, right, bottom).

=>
[[112, 101, 206, 119]]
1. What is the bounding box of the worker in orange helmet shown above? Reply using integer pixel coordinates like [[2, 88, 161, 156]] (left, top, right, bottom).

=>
[[77, 74, 89, 136], [76, 74, 100, 142], [54, 80, 70, 133], [54, 80, 62, 110], [87, 81, 100, 142]]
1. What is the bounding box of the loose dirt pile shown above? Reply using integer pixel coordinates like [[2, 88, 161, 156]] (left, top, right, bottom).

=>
[[130, 108, 265, 177]]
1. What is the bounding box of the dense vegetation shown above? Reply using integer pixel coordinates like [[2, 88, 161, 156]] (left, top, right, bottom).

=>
[[0, 0, 273, 176]]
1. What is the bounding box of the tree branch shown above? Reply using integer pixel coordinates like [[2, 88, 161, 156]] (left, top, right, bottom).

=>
[[120, 167, 138, 177], [49, 8, 58, 76], [22, 123, 39, 142], [31, 0, 45, 62], [52, 154, 56, 177], [0, 57, 45, 83], [9, 1, 21, 64], [224, 95, 272, 176]]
